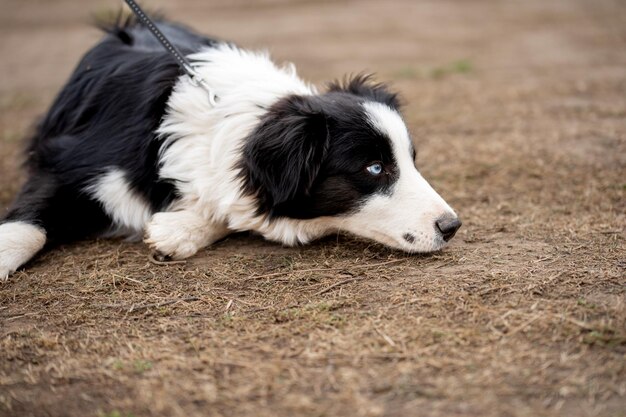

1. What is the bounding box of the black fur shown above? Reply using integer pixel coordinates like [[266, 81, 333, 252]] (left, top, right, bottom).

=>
[[239, 86, 400, 220], [3, 18, 216, 243], [239, 95, 330, 214]]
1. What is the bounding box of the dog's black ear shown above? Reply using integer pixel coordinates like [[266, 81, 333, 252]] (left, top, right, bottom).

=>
[[327, 74, 400, 109], [240, 95, 329, 215]]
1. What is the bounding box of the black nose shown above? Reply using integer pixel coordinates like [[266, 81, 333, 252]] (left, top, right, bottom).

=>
[[436, 216, 462, 242]]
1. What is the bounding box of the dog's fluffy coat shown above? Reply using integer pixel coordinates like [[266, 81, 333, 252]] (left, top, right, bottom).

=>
[[0, 17, 461, 279]]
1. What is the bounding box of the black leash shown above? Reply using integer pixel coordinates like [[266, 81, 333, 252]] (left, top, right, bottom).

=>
[[123, 0, 217, 105]]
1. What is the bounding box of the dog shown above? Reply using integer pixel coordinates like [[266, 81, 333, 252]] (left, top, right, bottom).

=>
[[0, 16, 461, 279]]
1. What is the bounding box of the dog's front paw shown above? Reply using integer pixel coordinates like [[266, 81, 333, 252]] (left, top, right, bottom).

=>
[[0, 222, 47, 281], [144, 213, 203, 260], [0, 265, 13, 282]]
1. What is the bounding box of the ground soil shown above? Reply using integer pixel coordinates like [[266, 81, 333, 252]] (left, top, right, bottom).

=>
[[0, 1, 625, 416]]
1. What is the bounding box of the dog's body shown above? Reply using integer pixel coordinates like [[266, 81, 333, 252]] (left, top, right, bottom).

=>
[[0, 18, 461, 279]]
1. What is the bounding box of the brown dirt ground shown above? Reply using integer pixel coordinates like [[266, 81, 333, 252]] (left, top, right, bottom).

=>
[[1, 1, 625, 416]]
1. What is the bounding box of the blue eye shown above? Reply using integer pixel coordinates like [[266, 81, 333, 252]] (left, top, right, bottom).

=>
[[366, 162, 383, 176]]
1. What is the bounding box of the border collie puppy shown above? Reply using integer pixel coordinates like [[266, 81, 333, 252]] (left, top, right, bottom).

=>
[[0, 17, 461, 279]]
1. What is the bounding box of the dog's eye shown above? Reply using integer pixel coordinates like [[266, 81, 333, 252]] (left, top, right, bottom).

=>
[[366, 162, 383, 176]]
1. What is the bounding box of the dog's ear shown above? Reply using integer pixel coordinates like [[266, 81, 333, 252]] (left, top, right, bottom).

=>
[[327, 74, 400, 109], [240, 95, 329, 214]]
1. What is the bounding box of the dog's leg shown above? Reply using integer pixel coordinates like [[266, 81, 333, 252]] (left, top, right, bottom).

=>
[[144, 210, 230, 260], [0, 174, 56, 280], [0, 222, 46, 280]]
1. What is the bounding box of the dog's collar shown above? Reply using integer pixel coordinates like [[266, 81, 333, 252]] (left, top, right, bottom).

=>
[[124, 0, 218, 106]]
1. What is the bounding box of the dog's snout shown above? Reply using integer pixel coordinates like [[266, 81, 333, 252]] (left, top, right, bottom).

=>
[[436, 216, 462, 242]]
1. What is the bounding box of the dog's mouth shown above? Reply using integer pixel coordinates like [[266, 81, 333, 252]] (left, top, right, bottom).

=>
[[398, 233, 449, 254], [346, 227, 450, 254]]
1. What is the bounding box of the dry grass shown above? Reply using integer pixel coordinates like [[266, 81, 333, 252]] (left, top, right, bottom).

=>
[[1, 0, 625, 416]]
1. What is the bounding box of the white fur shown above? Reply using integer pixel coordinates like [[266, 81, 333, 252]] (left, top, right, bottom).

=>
[[0, 222, 46, 280], [145, 211, 230, 259], [86, 168, 152, 234]]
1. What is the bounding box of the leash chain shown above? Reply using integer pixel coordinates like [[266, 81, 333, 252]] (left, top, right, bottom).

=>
[[123, 0, 217, 105]]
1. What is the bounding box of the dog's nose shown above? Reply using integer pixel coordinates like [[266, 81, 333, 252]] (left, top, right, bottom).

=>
[[436, 216, 462, 242]]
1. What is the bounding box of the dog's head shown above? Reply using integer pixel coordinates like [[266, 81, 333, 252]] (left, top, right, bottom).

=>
[[240, 75, 461, 253]]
